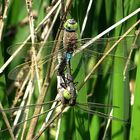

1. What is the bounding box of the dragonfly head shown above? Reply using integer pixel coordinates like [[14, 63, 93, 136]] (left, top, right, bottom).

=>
[[63, 88, 76, 106], [64, 19, 78, 32], [63, 89, 72, 100]]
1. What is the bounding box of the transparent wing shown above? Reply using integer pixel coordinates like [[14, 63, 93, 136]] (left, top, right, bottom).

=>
[[79, 34, 140, 48], [7, 35, 139, 58], [0, 101, 60, 133], [0, 100, 126, 134], [8, 47, 65, 80], [0, 97, 123, 115], [8, 35, 139, 80], [80, 48, 135, 75], [7, 40, 64, 58], [0, 100, 57, 112], [77, 102, 119, 109], [74, 35, 139, 75], [76, 104, 126, 122]]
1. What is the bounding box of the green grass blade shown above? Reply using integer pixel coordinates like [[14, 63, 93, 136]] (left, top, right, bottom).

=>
[[130, 50, 140, 140]]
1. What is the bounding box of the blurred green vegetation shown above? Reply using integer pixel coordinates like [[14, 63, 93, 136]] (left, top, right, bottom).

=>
[[0, 0, 140, 140]]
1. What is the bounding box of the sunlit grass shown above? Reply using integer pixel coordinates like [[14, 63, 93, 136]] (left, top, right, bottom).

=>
[[0, 0, 140, 140]]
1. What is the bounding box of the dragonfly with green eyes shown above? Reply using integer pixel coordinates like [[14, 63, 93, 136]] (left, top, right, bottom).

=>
[[6, 19, 137, 108], [7, 19, 138, 82], [1, 19, 139, 139]]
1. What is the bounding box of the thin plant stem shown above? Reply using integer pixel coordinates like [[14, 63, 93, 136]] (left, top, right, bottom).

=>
[[11, 70, 30, 107], [32, 106, 65, 140], [0, 0, 61, 73], [75, 8, 140, 55], [55, 115, 62, 140], [0, 104, 60, 133], [123, 28, 140, 80], [78, 19, 140, 91], [25, 0, 41, 94], [0, 103, 15, 140], [12, 79, 34, 132], [102, 109, 113, 140], [26, 1, 73, 139], [80, 0, 93, 37], [19, 80, 34, 139], [0, 0, 10, 41]]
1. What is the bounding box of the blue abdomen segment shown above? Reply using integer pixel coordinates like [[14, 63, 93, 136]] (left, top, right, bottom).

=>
[[65, 52, 73, 61]]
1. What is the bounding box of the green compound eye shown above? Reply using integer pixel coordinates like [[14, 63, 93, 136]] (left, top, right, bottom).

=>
[[63, 89, 72, 100], [64, 19, 78, 32]]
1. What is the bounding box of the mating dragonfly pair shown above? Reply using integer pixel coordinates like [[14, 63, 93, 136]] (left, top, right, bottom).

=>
[[0, 19, 139, 139]]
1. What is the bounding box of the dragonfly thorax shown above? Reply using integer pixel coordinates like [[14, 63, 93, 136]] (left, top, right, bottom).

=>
[[63, 19, 78, 53], [63, 29, 78, 53]]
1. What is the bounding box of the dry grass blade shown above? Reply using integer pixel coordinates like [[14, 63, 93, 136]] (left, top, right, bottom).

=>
[[78, 19, 140, 91], [0, 0, 10, 41], [75, 8, 140, 55], [32, 106, 65, 140], [80, 0, 93, 37], [102, 109, 113, 140], [0, 104, 60, 133], [26, 1, 73, 139], [0, 103, 15, 140], [12, 79, 34, 133], [0, 0, 61, 73]]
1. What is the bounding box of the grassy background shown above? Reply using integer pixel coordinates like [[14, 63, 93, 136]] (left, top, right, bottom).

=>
[[0, 0, 140, 140]]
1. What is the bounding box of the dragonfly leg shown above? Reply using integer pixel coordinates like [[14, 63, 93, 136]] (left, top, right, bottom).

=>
[[65, 61, 77, 106], [57, 56, 67, 84]]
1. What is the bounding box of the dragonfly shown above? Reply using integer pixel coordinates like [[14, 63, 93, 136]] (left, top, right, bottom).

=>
[[1, 19, 139, 139], [1, 39, 131, 138], [0, 53, 127, 140], [7, 34, 138, 82], [6, 19, 138, 110], [7, 17, 140, 83], [32, 49, 128, 139], [6, 31, 138, 109]]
